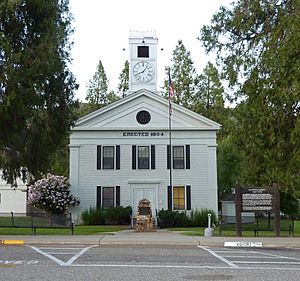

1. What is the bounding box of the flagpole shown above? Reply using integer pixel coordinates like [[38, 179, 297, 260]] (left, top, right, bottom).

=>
[[168, 69, 173, 210], [169, 91, 172, 192]]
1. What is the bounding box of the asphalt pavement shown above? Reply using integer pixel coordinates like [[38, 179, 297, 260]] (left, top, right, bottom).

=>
[[1, 229, 300, 248]]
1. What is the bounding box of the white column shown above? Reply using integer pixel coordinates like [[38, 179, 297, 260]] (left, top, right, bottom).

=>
[[208, 145, 218, 214], [69, 145, 80, 221]]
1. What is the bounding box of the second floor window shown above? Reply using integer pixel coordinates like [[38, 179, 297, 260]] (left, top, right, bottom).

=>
[[173, 146, 184, 169], [97, 145, 120, 170], [138, 146, 149, 169], [132, 145, 155, 170], [103, 146, 114, 169]]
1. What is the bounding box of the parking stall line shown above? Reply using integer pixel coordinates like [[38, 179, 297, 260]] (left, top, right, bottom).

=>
[[233, 261, 300, 265], [65, 245, 98, 266], [28, 245, 98, 266], [197, 246, 239, 268], [29, 245, 66, 266]]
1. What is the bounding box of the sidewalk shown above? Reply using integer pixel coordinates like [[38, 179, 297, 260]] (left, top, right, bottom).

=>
[[1, 229, 300, 248]]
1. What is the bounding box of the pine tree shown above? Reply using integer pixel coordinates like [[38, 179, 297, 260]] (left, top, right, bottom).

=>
[[200, 0, 300, 199], [86, 60, 109, 107], [164, 40, 197, 109], [117, 60, 129, 98], [193, 62, 225, 121], [0, 0, 78, 184]]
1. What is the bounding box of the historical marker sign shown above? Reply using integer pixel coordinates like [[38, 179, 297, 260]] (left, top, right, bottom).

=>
[[235, 185, 280, 237], [242, 188, 274, 212]]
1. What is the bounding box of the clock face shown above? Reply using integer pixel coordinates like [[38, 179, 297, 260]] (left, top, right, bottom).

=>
[[133, 61, 154, 83], [136, 110, 151, 125]]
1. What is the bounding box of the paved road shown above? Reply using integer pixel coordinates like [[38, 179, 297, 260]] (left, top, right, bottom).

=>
[[1, 244, 300, 281]]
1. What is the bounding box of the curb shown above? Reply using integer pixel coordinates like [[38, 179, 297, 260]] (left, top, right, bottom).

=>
[[0, 240, 24, 245]]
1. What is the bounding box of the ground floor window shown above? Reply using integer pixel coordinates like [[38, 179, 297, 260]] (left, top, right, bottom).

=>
[[168, 185, 191, 211], [173, 186, 185, 210], [96, 186, 120, 208], [102, 187, 114, 208]]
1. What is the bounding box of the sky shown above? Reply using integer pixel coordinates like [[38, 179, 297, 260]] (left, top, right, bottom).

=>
[[69, 0, 233, 102]]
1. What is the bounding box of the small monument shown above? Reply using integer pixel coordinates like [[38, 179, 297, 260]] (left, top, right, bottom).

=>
[[135, 198, 155, 232]]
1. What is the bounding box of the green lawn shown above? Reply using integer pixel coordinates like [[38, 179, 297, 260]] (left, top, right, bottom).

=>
[[169, 220, 300, 237], [0, 225, 126, 235], [1, 221, 299, 237]]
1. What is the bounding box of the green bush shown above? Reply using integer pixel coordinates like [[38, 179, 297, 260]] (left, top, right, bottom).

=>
[[105, 206, 132, 225], [81, 207, 105, 225], [174, 211, 192, 227], [81, 206, 132, 225], [158, 209, 176, 228], [190, 208, 217, 227], [158, 208, 217, 228], [158, 209, 191, 228]]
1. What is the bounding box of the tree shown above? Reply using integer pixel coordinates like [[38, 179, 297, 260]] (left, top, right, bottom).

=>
[[27, 173, 80, 214], [0, 0, 78, 184], [217, 136, 242, 200], [164, 40, 197, 109], [193, 61, 225, 121], [86, 60, 109, 108], [117, 60, 129, 98], [200, 1, 300, 197]]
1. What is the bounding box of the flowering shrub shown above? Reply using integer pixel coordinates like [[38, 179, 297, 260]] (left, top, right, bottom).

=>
[[27, 173, 80, 214]]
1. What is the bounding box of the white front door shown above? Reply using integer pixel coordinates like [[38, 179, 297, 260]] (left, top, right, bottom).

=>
[[132, 187, 155, 217]]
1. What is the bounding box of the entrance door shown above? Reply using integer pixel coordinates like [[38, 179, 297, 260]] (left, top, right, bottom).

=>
[[132, 188, 155, 217]]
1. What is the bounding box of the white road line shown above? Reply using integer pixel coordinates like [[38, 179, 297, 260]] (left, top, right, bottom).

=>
[[197, 246, 239, 268], [233, 261, 300, 265], [214, 250, 250, 253], [69, 263, 300, 271], [222, 256, 280, 259], [38, 247, 84, 250], [46, 252, 80, 255], [29, 245, 66, 266], [249, 251, 300, 262], [65, 245, 98, 266]]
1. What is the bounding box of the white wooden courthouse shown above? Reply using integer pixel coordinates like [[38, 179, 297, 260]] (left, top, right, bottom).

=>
[[69, 32, 220, 222]]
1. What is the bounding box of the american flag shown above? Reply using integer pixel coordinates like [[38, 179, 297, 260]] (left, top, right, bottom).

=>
[[168, 72, 174, 114]]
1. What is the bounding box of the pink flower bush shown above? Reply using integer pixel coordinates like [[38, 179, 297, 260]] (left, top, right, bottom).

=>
[[27, 173, 80, 214]]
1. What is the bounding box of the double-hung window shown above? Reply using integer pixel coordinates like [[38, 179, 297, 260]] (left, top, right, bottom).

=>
[[173, 186, 185, 210], [132, 145, 155, 170], [138, 146, 149, 169], [97, 145, 120, 170], [96, 186, 120, 209], [167, 185, 191, 211], [167, 145, 190, 170], [103, 146, 114, 169], [102, 187, 114, 208], [173, 146, 184, 169]]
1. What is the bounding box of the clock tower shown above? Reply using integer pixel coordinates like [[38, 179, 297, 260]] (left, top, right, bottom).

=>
[[128, 31, 158, 93]]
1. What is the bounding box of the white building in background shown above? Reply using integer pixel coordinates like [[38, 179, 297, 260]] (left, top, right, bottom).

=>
[[69, 32, 220, 222], [0, 172, 27, 213]]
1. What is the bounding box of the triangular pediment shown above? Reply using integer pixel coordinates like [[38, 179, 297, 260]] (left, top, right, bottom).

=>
[[72, 90, 220, 131]]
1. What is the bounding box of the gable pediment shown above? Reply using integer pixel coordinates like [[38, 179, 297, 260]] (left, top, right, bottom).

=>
[[73, 90, 220, 131]]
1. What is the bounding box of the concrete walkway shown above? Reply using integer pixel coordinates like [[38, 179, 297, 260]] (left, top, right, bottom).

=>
[[1, 229, 300, 248]]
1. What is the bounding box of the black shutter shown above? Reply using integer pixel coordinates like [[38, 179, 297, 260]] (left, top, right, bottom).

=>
[[96, 186, 101, 208], [116, 186, 120, 206], [116, 145, 120, 170], [132, 145, 136, 169], [167, 145, 171, 170], [167, 186, 172, 210], [186, 185, 191, 210], [97, 145, 101, 170], [186, 145, 190, 169], [151, 145, 155, 169]]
